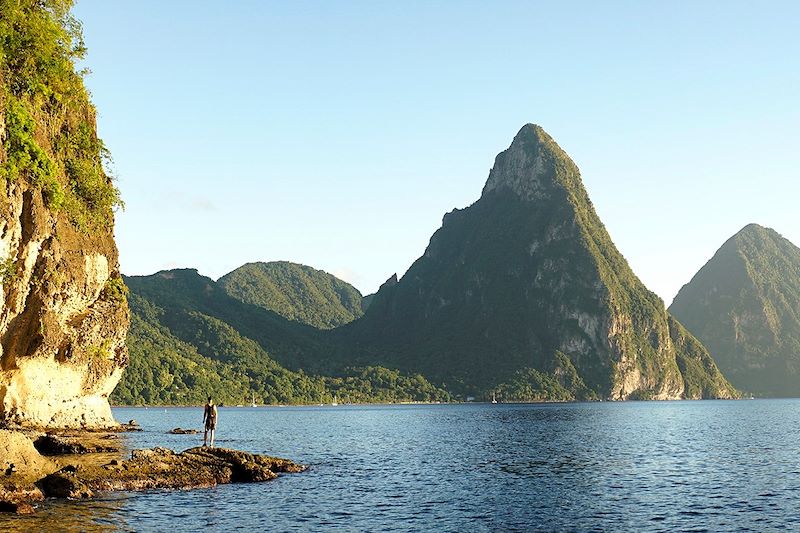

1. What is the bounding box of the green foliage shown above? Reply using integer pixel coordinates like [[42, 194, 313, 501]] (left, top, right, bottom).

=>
[[493, 351, 597, 402], [114, 272, 450, 406], [670, 224, 800, 397], [0, 255, 16, 284], [86, 339, 112, 360], [219, 261, 364, 329], [669, 316, 738, 399], [495, 368, 574, 402], [1, 96, 54, 184], [101, 276, 128, 304], [0, 0, 122, 228]]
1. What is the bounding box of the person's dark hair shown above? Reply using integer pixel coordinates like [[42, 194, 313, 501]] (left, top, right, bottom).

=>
[[207, 396, 212, 402]]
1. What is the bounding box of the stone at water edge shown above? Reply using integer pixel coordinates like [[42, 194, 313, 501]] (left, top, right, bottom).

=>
[[0, 430, 56, 481], [0, 501, 36, 515], [39, 446, 306, 498], [33, 433, 120, 456]]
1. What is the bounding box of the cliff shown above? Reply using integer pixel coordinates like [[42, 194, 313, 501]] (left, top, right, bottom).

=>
[[345, 124, 736, 400], [0, 1, 128, 427], [670, 224, 800, 396]]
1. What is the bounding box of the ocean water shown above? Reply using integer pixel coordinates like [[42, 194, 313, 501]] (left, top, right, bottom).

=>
[[3, 400, 800, 532]]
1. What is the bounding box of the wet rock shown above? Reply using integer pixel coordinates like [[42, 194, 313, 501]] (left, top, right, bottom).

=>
[[0, 429, 57, 482], [0, 427, 305, 512], [39, 468, 94, 499], [168, 428, 198, 435], [78, 447, 305, 493], [33, 433, 120, 456], [0, 500, 36, 514], [0, 484, 44, 512]]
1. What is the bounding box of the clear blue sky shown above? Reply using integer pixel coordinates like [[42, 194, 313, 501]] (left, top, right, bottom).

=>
[[73, 0, 799, 303]]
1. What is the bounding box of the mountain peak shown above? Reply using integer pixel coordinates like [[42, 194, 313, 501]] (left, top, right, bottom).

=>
[[670, 225, 800, 396], [722, 224, 783, 253], [481, 124, 579, 201], [734, 223, 770, 239], [739, 223, 766, 233]]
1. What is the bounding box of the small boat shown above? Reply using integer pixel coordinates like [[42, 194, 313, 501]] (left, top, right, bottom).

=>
[[251, 392, 257, 408], [491, 391, 498, 404], [331, 395, 338, 406]]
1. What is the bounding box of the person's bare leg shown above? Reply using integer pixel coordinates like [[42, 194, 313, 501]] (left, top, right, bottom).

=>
[[203, 428, 208, 446], [209, 428, 215, 448]]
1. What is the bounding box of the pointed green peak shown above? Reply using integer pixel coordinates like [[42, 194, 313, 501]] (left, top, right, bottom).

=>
[[724, 223, 783, 253], [482, 123, 580, 200], [735, 223, 769, 238]]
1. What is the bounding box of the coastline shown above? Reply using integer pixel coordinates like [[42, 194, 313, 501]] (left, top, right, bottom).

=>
[[0, 427, 305, 515]]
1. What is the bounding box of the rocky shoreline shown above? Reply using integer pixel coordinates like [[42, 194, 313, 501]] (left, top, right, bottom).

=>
[[0, 428, 305, 515]]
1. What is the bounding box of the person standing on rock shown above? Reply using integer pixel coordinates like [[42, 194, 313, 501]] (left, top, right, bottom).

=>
[[203, 396, 218, 447]]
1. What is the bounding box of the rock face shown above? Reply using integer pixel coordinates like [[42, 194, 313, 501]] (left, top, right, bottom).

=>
[[0, 188, 128, 427], [347, 124, 736, 400], [0, 429, 56, 482], [670, 224, 800, 396], [219, 261, 365, 329], [0, 1, 129, 427]]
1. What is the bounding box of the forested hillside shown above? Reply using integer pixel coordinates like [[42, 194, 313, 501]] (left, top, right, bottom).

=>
[[114, 270, 449, 405], [670, 224, 800, 397], [219, 261, 364, 329]]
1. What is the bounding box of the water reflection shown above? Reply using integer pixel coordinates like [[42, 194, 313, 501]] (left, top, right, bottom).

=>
[[2, 401, 800, 531], [0, 493, 130, 533]]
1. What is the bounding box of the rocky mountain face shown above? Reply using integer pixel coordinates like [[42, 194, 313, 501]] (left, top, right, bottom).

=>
[[219, 261, 364, 329], [0, 2, 128, 428], [670, 224, 800, 396], [345, 124, 736, 400]]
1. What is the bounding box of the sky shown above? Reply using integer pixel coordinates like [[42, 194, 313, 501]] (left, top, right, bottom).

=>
[[72, 0, 799, 304]]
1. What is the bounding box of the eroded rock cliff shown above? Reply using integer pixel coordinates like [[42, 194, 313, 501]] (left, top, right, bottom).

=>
[[0, 1, 128, 427]]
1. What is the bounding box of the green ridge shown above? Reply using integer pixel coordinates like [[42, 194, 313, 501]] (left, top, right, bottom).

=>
[[218, 261, 364, 329], [670, 224, 800, 397], [115, 269, 449, 405]]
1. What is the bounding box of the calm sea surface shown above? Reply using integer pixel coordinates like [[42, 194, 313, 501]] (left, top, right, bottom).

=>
[[3, 400, 800, 532]]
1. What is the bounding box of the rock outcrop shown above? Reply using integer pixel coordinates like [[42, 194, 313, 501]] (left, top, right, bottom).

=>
[[346, 124, 736, 400], [40, 446, 305, 497], [0, 1, 129, 428], [0, 187, 128, 427], [0, 428, 305, 513]]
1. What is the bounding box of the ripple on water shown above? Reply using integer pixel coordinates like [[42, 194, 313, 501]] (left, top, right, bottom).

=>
[[3, 401, 800, 531]]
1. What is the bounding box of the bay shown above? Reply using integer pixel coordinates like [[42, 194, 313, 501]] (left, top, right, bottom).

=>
[[3, 400, 800, 531]]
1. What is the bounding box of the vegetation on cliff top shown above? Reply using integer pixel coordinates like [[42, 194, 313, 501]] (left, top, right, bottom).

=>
[[219, 261, 365, 329], [0, 0, 122, 230]]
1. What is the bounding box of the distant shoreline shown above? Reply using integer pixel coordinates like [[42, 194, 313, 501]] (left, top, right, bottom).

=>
[[110, 397, 757, 409]]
